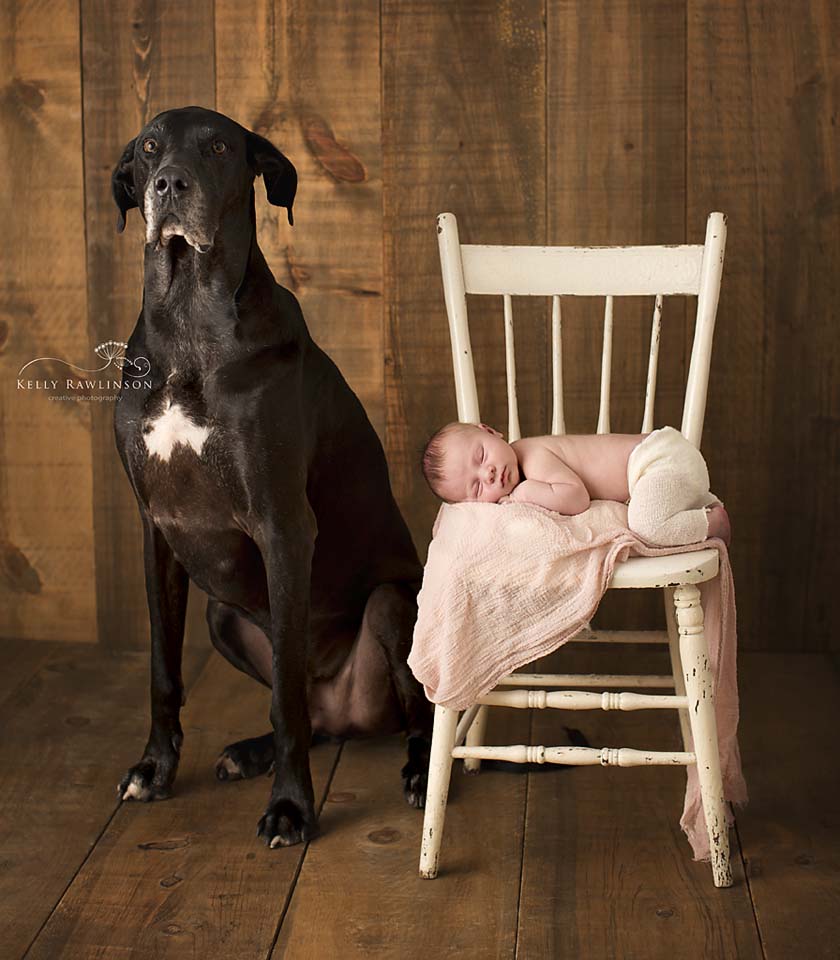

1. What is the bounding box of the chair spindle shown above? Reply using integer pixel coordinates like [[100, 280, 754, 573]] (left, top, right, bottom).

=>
[[502, 294, 521, 442], [596, 295, 614, 434], [550, 295, 566, 435], [642, 294, 663, 433]]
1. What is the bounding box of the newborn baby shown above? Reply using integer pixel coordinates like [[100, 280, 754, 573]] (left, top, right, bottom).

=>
[[421, 421, 731, 547]]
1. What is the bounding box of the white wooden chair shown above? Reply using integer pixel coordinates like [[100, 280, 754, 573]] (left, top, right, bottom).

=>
[[419, 211, 733, 887]]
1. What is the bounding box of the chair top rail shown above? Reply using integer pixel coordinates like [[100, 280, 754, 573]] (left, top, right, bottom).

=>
[[459, 242, 705, 296]]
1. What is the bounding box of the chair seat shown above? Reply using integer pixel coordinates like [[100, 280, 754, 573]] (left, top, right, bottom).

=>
[[607, 547, 719, 590]]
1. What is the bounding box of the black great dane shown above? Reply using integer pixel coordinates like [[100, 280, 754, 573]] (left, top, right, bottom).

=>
[[110, 105, 432, 847]]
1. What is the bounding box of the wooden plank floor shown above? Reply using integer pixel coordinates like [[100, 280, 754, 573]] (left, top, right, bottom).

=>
[[3, 637, 838, 959]]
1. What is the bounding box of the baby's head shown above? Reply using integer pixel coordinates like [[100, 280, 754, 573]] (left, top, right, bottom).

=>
[[421, 421, 520, 504]]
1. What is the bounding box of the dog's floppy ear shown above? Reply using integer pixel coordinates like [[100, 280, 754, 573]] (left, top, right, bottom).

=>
[[111, 137, 138, 234], [246, 131, 297, 226]]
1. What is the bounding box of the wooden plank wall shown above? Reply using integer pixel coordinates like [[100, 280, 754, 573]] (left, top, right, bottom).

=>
[[0, 0, 96, 643], [0, 0, 837, 653]]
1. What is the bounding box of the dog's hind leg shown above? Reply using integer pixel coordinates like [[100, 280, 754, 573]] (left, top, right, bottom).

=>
[[365, 582, 433, 808], [204, 598, 274, 780], [206, 599, 333, 781]]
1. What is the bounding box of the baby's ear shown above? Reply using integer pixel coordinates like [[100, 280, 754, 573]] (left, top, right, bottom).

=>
[[478, 422, 504, 438]]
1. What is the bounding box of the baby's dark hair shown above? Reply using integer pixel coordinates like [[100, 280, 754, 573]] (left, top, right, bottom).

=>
[[420, 421, 477, 503]]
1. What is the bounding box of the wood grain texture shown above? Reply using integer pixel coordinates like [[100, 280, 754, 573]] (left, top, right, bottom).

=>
[[548, 0, 690, 636], [271, 707, 531, 959], [383, 0, 548, 559], [3, 2, 839, 656], [517, 643, 760, 958], [0, 0, 96, 643], [81, 0, 216, 650], [215, 0, 385, 435], [0, 640, 209, 958], [689, 0, 840, 652], [735, 652, 840, 958], [25, 651, 337, 960]]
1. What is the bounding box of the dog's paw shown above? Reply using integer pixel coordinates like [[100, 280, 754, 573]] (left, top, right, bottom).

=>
[[118, 758, 175, 802], [401, 735, 431, 808], [215, 732, 275, 782], [256, 797, 318, 849]]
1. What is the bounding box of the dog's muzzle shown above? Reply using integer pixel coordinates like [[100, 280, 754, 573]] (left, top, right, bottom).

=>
[[145, 164, 216, 254]]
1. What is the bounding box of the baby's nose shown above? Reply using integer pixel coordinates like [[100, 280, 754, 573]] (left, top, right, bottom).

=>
[[482, 463, 496, 483]]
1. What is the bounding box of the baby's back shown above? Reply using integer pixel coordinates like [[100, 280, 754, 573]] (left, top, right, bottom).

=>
[[512, 433, 650, 502]]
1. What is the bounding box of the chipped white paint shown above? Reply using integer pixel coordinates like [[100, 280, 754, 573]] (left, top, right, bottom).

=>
[[494, 670, 673, 687], [458, 240, 705, 296], [422, 212, 732, 887], [476, 689, 688, 711], [675, 582, 732, 887], [451, 744, 695, 766], [143, 396, 210, 461], [419, 704, 458, 879]]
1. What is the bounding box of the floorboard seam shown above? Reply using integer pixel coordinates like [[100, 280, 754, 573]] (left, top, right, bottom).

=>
[[513, 709, 534, 960], [734, 816, 768, 960], [265, 739, 345, 959], [21, 798, 124, 960]]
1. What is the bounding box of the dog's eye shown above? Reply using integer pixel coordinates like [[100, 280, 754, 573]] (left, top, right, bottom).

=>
[[142, 138, 157, 154], [212, 140, 227, 155]]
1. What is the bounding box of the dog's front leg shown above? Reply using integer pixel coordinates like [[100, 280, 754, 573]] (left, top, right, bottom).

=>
[[118, 512, 188, 802], [255, 506, 319, 848]]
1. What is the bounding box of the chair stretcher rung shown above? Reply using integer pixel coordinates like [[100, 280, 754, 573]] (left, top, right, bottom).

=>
[[476, 689, 687, 711], [451, 744, 696, 767], [571, 629, 669, 644], [495, 673, 674, 688]]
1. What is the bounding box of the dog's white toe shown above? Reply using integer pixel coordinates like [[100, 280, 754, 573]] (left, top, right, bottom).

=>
[[122, 775, 152, 801]]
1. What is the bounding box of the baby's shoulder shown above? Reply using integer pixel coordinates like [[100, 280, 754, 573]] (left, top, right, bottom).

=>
[[511, 435, 561, 464]]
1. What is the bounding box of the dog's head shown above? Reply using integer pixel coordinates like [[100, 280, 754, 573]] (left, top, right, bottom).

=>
[[111, 105, 297, 253]]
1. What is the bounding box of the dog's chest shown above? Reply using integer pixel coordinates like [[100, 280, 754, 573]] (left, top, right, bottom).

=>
[[129, 375, 236, 525], [141, 375, 211, 463]]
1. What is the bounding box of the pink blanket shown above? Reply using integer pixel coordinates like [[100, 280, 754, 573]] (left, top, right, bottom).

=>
[[407, 499, 748, 862]]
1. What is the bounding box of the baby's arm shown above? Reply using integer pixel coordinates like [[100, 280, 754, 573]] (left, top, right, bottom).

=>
[[504, 447, 591, 514]]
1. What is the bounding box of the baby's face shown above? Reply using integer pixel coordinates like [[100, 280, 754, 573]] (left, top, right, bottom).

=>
[[437, 423, 520, 503]]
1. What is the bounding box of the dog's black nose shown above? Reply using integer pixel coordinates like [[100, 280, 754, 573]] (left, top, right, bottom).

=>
[[154, 166, 191, 199]]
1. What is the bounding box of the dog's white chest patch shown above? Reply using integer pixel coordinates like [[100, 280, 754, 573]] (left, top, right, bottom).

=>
[[143, 397, 210, 462]]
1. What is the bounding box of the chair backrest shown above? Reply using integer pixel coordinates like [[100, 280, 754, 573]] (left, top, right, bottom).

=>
[[436, 211, 727, 449]]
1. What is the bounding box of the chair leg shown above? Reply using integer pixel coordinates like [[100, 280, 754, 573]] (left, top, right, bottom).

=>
[[663, 586, 694, 754], [419, 704, 459, 879], [463, 704, 489, 774], [672, 583, 733, 888]]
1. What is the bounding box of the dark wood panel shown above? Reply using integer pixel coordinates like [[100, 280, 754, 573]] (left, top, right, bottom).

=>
[[735, 652, 840, 958], [215, 0, 385, 436], [0, 0, 96, 643], [272, 707, 531, 958], [548, 0, 690, 635], [26, 652, 338, 960], [81, 0, 216, 649], [0, 637, 60, 709], [689, 0, 840, 651], [383, 0, 548, 561], [518, 643, 760, 958]]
